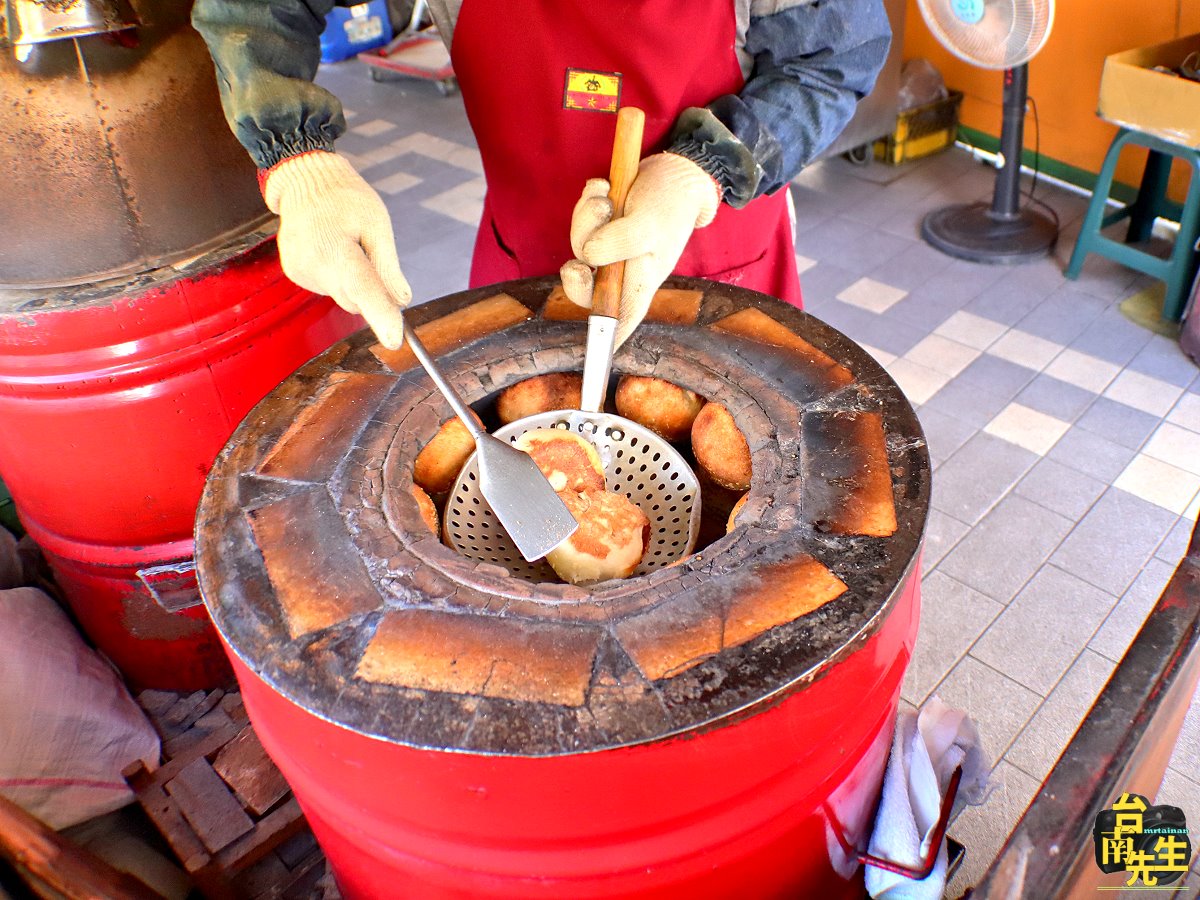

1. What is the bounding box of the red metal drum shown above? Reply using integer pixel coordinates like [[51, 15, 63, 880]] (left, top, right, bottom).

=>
[[231, 577, 918, 899], [0, 233, 359, 690], [0, 0, 360, 690], [197, 277, 930, 897]]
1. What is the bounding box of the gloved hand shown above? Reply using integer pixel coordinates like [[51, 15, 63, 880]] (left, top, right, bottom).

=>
[[559, 152, 722, 347], [263, 151, 411, 350]]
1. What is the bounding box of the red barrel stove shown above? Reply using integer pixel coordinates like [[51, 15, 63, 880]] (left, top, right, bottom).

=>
[[0, 0, 358, 690], [196, 277, 930, 898]]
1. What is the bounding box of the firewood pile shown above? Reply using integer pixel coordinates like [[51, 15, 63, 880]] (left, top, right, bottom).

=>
[[126, 688, 340, 899]]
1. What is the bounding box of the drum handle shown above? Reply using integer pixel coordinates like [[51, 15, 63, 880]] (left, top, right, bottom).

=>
[[855, 765, 963, 880]]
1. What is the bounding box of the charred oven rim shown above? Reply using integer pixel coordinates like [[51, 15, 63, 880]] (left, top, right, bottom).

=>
[[195, 276, 930, 757]]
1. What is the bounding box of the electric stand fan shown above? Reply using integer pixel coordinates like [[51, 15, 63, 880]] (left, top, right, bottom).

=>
[[917, 0, 1058, 263]]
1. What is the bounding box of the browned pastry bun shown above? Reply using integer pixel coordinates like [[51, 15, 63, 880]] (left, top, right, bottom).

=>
[[410, 483, 439, 534], [615, 376, 705, 442], [413, 415, 479, 496], [726, 493, 749, 533], [547, 489, 650, 584], [496, 372, 584, 424], [691, 402, 752, 491], [513, 429, 605, 493]]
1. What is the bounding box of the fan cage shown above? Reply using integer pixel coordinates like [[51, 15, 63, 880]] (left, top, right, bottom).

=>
[[916, 0, 1054, 70]]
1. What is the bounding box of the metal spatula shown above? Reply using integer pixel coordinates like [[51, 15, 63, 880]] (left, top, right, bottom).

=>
[[404, 330, 578, 561]]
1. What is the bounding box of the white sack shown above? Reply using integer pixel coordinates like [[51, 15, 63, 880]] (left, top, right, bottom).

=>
[[0, 587, 160, 829]]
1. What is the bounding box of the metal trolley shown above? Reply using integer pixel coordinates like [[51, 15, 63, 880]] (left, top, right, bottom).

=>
[[356, 0, 457, 96]]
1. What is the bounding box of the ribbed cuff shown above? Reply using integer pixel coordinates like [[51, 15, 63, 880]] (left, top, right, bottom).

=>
[[261, 150, 347, 211], [251, 130, 338, 170], [669, 107, 764, 209], [671, 139, 728, 197]]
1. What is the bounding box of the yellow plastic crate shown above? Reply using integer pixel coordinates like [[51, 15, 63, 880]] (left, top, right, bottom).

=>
[[874, 90, 964, 165]]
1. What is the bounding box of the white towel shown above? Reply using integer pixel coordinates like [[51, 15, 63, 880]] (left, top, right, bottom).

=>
[[864, 697, 992, 900]]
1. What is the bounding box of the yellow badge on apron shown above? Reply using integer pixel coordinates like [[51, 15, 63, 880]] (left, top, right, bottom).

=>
[[563, 68, 622, 113]]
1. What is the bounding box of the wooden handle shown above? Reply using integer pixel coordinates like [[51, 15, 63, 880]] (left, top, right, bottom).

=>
[[591, 106, 645, 320], [0, 793, 159, 899]]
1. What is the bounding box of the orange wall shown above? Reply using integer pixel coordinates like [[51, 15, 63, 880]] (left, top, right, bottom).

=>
[[903, 0, 1200, 194]]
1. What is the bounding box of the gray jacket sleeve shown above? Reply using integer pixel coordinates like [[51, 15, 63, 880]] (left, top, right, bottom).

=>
[[191, 0, 348, 169], [669, 0, 892, 207]]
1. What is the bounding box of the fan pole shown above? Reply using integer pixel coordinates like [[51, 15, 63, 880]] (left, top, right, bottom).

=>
[[920, 62, 1058, 264], [993, 65, 1027, 220]]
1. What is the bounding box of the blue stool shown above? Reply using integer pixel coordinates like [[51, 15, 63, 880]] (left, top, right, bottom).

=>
[[1065, 127, 1200, 321]]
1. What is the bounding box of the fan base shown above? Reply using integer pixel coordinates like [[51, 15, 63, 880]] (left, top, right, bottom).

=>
[[921, 202, 1058, 264]]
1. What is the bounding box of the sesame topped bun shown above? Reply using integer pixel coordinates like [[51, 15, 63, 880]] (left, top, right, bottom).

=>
[[514, 429, 605, 494], [546, 489, 650, 584]]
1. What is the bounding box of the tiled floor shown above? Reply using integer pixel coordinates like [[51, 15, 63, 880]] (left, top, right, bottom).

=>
[[316, 62, 1200, 895]]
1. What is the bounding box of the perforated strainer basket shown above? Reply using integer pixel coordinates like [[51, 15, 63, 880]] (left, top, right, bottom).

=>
[[444, 409, 702, 582]]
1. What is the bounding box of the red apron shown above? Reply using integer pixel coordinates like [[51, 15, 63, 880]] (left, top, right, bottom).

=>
[[450, 0, 802, 307]]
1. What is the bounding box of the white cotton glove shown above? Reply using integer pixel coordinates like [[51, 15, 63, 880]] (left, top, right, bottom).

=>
[[264, 151, 411, 349], [559, 152, 722, 347]]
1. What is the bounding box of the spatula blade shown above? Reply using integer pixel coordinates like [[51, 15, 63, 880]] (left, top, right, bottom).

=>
[[581, 314, 617, 414], [476, 435, 578, 562]]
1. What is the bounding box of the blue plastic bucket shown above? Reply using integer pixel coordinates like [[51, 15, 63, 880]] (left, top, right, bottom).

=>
[[320, 2, 393, 63]]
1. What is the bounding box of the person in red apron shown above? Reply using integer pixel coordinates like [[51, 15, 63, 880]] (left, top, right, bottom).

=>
[[192, 1, 891, 350]]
